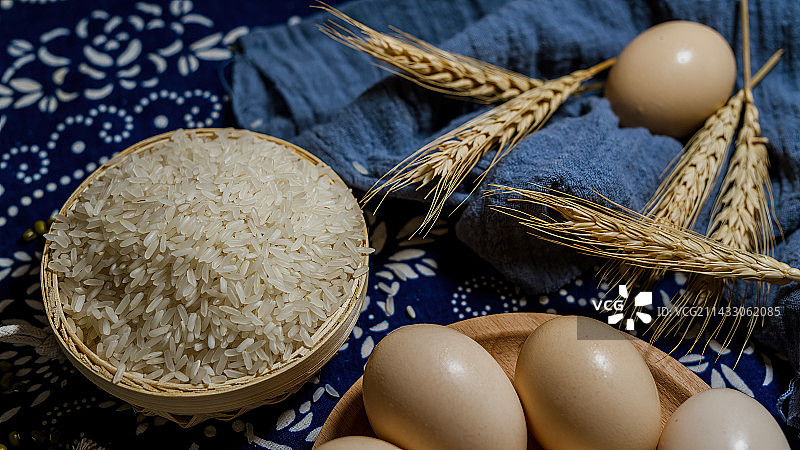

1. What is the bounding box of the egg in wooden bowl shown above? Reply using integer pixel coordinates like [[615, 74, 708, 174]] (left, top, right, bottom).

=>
[[313, 313, 709, 448]]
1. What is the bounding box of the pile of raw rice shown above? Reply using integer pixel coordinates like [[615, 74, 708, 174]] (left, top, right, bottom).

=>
[[46, 129, 370, 385]]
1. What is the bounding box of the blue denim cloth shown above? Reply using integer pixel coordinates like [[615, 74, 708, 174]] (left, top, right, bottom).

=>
[[231, 0, 800, 428]]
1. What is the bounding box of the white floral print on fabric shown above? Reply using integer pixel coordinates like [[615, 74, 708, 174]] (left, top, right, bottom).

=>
[[0, 1, 245, 111]]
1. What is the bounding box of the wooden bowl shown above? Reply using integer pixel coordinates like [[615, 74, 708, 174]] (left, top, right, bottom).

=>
[[314, 313, 709, 448], [40, 129, 369, 427]]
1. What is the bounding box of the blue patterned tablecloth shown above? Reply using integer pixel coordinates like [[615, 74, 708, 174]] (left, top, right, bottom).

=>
[[0, 1, 797, 449]]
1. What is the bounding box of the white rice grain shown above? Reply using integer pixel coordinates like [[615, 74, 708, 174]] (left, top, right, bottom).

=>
[[49, 129, 370, 385], [113, 363, 125, 384]]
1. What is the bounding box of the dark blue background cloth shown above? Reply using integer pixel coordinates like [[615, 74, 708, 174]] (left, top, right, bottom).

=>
[[231, 0, 800, 437], [0, 0, 798, 449]]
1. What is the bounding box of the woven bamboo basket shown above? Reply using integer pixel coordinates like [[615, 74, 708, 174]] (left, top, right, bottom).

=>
[[40, 128, 369, 427]]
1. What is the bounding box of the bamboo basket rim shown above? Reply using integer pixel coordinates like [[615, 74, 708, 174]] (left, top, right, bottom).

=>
[[41, 128, 369, 401]]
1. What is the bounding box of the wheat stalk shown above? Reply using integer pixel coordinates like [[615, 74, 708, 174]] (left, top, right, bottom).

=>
[[489, 185, 800, 285], [652, 2, 781, 360], [317, 3, 613, 236], [657, 90, 779, 359], [608, 50, 783, 294], [316, 3, 541, 103], [361, 59, 614, 236]]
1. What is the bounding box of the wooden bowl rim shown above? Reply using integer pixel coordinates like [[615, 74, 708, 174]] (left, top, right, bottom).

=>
[[41, 128, 369, 400]]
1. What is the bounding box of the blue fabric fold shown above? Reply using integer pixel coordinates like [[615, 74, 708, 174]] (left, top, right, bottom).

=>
[[231, 0, 800, 428]]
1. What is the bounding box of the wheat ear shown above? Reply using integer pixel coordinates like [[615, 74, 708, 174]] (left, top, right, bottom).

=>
[[362, 59, 614, 236], [708, 104, 777, 253], [676, 77, 778, 355], [608, 50, 783, 293], [653, 2, 781, 359], [316, 3, 541, 104], [489, 185, 800, 285]]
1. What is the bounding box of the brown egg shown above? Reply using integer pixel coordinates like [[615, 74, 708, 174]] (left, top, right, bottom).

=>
[[658, 388, 790, 449], [363, 324, 527, 450], [515, 316, 661, 450], [605, 21, 736, 138], [316, 436, 402, 450]]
